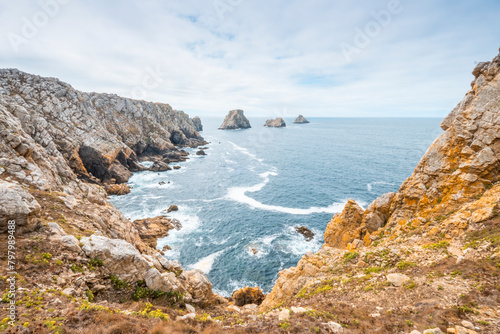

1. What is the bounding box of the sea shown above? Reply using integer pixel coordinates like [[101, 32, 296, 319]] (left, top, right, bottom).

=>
[[109, 117, 443, 296]]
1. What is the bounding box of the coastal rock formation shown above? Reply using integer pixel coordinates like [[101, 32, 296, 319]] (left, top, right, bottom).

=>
[[149, 161, 171, 172], [0, 179, 41, 233], [294, 115, 310, 123], [0, 69, 205, 189], [219, 109, 251, 129], [295, 226, 314, 241], [264, 117, 286, 127], [232, 287, 265, 306], [259, 50, 500, 332], [132, 216, 181, 248], [104, 183, 131, 196], [192, 116, 203, 132]]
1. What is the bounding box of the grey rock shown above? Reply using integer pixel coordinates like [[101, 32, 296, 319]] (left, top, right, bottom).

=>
[[185, 303, 196, 313], [219, 109, 251, 130], [387, 273, 410, 287], [0, 179, 41, 233], [264, 117, 286, 128], [294, 115, 310, 124], [423, 328, 443, 334], [60, 235, 82, 253], [192, 116, 203, 132]]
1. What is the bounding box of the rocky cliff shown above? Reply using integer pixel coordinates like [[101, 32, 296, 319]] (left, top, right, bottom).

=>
[[0, 70, 226, 333], [219, 109, 251, 129]]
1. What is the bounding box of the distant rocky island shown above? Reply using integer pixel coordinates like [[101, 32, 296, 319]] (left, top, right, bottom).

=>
[[219, 109, 251, 130], [264, 117, 286, 128], [294, 115, 310, 123]]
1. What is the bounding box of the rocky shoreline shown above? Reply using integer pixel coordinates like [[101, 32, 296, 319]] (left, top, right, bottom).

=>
[[1, 49, 500, 333]]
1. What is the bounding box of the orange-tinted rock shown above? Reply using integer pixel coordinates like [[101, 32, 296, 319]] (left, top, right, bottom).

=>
[[232, 287, 265, 306], [324, 199, 365, 249]]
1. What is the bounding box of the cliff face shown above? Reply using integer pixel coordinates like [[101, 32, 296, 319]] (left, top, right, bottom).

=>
[[259, 50, 500, 333], [0, 69, 204, 187]]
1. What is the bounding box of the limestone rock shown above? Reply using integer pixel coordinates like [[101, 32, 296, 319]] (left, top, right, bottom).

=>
[[423, 329, 444, 334], [183, 269, 216, 307], [322, 321, 344, 333], [264, 117, 286, 127], [387, 273, 410, 287], [192, 116, 203, 132], [232, 287, 265, 306], [0, 179, 41, 233], [60, 235, 82, 253], [80, 235, 152, 282], [219, 110, 251, 130], [278, 309, 290, 321], [294, 115, 310, 124]]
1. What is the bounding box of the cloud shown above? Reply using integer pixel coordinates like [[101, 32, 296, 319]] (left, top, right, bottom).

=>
[[0, 0, 499, 117]]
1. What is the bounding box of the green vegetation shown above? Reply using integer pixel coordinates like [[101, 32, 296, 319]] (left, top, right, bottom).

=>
[[85, 290, 94, 302], [88, 258, 103, 271], [343, 251, 359, 263], [423, 241, 450, 249], [109, 275, 128, 289], [397, 261, 416, 270], [69, 264, 84, 273]]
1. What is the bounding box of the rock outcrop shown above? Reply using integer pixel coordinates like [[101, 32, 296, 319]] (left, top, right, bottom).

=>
[[0, 69, 205, 189], [295, 226, 314, 241], [264, 117, 286, 127], [232, 287, 265, 306], [219, 109, 251, 130], [294, 115, 310, 123], [132, 216, 181, 249], [192, 116, 203, 132]]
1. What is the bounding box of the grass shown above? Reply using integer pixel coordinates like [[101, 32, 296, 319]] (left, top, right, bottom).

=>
[[397, 261, 416, 270], [110, 275, 128, 289], [423, 241, 450, 249], [343, 251, 359, 263]]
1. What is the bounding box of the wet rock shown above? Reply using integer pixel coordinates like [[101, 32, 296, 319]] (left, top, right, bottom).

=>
[[133, 216, 180, 248], [150, 161, 171, 172], [232, 286, 265, 306], [168, 205, 179, 213], [105, 183, 130, 196], [219, 109, 251, 130], [295, 226, 314, 241], [196, 149, 206, 156], [294, 115, 310, 124], [264, 117, 286, 127]]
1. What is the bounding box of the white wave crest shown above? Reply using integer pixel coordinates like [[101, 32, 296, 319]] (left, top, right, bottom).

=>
[[188, 250, 224, 274], [227, 172, 346, 215]]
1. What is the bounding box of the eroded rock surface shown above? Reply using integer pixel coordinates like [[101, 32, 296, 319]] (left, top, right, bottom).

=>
[[219, 109, 251, 130]]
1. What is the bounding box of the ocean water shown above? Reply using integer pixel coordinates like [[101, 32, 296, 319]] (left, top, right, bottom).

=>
[[109, 117, 443, 296]]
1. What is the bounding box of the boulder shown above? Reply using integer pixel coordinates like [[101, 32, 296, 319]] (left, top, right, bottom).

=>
[[183, 269, 216, 307], [60, 235, 82, 253], [168, 205, 179, 213], [232, 287, 265, 306], [0, 179, 41, 233], [295, 226, 314, 241], [105, 183, 130, 196], [192, 116, 203, 132], [294, 115, 310, 124], [150, 161, 171, 172], [219, 110, 251, 130], [80, 235, 152, 282], [196, 149, 207, 156], [387, 273, 410, 287], [264, 117, 286, 128]]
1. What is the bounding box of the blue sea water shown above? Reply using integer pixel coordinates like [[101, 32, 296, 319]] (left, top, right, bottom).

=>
[[109, 117, 443, 296]]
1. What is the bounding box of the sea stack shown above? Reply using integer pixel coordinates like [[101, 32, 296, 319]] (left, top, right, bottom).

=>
[[264, 117, 286, 127], [192, 116, 203, 132], [219, 109, 251, 130], [294, 115, 310, 124]]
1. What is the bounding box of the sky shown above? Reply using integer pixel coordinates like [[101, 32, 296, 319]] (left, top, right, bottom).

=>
[[0, 0, 499, 118]]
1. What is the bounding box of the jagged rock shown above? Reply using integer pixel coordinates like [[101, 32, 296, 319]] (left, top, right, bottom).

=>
[[192, 116, 203, 132], [156, 254, 183, 273], [264, 117, 286, 127], [196, 149, 206, 156], [294, 115, 310, 124], [105, 183, 131, 196], [362, 192, 396, 233], [132, 216, 181, 248], [324, 199, 365, 249], [183, 269, 217, 307], [232, 287, 265, 306], [145, 268, 185, 292], [168, 205, 179, 213], [219, 110, 251, 130], [80, 235, 152, 282], [60, 235, 81, 253], [0, 179, 41, 233], [322, 322, 344, 333], [173, 166, 181, 170], [295, 226, 314, 241], [150, 161, 171, 172]]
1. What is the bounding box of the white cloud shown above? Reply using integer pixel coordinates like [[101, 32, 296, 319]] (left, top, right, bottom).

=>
[[0, 0, 499, 117]]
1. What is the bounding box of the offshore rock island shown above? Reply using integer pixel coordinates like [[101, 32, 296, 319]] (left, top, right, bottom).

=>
[[0, 49, 500, 333]]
